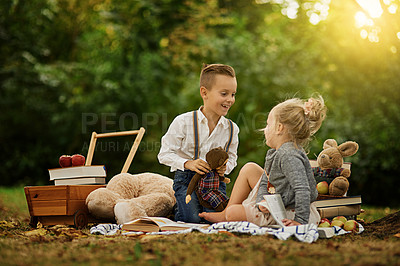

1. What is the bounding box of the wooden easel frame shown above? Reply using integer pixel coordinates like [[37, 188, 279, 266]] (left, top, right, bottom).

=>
[[85, 127, 146, 173]]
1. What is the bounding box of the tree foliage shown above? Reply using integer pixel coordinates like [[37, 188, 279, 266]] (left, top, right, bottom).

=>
[[1, 0, 399, 206]]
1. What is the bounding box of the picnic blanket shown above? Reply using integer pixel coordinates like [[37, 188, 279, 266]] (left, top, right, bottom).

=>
[[90, 221, 364, 243]]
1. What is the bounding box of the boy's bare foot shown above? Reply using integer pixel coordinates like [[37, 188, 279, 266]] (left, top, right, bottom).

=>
[[199, 211, 226, 223]]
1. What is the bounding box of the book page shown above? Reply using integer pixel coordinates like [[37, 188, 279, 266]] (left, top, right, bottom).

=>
[[149, 217, 208, 230], [257, 194, 287, 227], [123, 217, 208, 232]]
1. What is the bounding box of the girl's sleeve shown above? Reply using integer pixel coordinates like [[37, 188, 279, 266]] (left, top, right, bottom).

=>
[[281, 154, 311, 224]]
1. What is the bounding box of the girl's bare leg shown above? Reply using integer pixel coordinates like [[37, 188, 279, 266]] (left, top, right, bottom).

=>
[[199, 162, 263, 223]]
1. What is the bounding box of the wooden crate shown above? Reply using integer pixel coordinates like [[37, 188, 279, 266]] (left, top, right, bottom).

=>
[[24, 185, 106, 228], [24, 128, 146, 228]]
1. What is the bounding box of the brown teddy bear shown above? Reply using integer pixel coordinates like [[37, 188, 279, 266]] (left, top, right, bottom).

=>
[[313, 139, 359, 197], [185, 147, 231, 212], [86, 172, 176, 224]]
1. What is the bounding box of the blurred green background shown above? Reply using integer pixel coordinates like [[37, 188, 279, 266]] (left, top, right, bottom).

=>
[[1, 0, 399, 207]]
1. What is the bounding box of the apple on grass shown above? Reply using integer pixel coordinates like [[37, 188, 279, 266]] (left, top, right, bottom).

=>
[[71, 154, 86, 166], [343, 220, 359, 232], [59, 155, 72, 168], [316, 181, 329, 195]]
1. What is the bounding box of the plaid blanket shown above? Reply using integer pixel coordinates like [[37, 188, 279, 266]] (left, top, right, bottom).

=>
[[198, 171, 228, 209], [90, 221, 364, 243]]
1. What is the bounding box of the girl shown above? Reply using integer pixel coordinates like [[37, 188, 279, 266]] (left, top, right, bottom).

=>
[[199, 96, 327, 226]]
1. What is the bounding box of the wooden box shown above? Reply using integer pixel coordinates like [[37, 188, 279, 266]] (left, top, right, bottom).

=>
[[24, 128, 146, 228], [24, 185, 105, 228]]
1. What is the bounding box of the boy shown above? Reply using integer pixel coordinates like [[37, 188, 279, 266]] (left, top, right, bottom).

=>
[[158, 64, 239, 223]]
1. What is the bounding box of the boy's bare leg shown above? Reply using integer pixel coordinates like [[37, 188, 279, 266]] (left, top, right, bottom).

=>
[[199, 162, 263, 223]]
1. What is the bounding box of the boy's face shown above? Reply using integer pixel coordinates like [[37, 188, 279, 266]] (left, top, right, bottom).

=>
[[201, 74, 237, 117]]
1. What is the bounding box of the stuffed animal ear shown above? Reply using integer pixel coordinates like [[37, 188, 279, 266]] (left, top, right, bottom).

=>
[[338, 141, 359, 157], [323, 139, 338, 149]]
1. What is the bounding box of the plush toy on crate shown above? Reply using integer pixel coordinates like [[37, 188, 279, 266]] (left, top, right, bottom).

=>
[[313, 139, 359, 197], [185, 147, 231, 212]]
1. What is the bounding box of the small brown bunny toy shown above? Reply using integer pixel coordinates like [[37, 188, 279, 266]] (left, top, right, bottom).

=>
[[313, 139, 359, 197], [185, 147, 231, 211]]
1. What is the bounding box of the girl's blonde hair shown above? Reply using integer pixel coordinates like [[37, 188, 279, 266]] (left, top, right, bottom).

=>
[[272, 95, 327, 148]]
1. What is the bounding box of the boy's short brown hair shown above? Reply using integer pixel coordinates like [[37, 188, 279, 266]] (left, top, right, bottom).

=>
[[199, 64, 236, 89]]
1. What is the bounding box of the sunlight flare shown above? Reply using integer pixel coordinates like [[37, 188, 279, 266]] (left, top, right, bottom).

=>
[[356, 0, 383, 18]]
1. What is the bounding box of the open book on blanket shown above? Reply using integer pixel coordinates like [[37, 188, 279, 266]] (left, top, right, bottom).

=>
[[121, 217, 210, 232], [256, 194, 287, 227]]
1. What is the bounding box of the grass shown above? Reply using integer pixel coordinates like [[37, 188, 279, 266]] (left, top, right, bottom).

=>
[[1, 186, 399, 266]]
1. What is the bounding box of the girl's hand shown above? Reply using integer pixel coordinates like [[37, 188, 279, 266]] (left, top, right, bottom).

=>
[[282, 219, 301, 227], [184, 159, 211, 174], [216, 164, 227, 176], [258, 200, 269, 213]]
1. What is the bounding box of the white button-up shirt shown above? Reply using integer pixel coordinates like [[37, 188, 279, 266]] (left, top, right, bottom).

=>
[[158, 109, 239, 174]]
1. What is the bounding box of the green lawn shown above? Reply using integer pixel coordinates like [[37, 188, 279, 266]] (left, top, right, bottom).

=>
[[0, 186, 399, 266]]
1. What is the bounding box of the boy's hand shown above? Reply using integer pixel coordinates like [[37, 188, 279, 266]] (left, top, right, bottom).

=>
[[216, 164, 227, 176], [184, 159, 211, 174]]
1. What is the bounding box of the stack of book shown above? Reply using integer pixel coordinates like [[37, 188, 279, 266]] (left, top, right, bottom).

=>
[[48, 165, 107, 185], [314, 195, 362, 218]]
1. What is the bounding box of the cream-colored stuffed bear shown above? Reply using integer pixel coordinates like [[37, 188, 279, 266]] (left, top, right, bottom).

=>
[[86, 172, 176, 224]]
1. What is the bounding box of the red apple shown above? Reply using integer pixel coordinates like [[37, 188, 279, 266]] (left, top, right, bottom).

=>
[[71, 154, 85, 166], [321, 218, 330, 224], [59, 155, 72, 168], [343, 220, 359, 232], [316, 181, 329, 195]]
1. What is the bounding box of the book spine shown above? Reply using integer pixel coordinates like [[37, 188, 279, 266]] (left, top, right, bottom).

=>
[[318, 204, 361, 218], [314, 196, 362, 208]]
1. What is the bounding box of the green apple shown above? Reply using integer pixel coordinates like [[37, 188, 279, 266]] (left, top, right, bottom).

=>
[[318, 221, 331, 227], [331, 220, 344, 228], [344, 220, 358, 232], [332, 216, 347, 224], [316, 181, 329, 194]]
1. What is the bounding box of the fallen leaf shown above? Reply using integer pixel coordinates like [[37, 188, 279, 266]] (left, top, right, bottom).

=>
[[24, 228, 48, 237], [394, 233, 400, 238], [0, 220, 18, 229]]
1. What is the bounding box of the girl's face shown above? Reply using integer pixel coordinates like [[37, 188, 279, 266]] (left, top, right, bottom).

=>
[[264, 110, 279, 149]]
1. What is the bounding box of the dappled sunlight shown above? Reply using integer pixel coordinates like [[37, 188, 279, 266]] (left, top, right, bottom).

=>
[[257, 0, 398, 44], [356, 0, 383, 18], [355, 0, 398, 43]]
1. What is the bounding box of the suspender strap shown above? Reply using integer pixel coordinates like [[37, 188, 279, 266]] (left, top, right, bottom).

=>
[[193, 111, 233, 159], [193, 111, 200, 160], [224, 119, 234, 153]]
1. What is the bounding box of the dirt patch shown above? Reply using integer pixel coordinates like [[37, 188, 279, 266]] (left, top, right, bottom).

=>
[[362, 211, 400, 238]]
